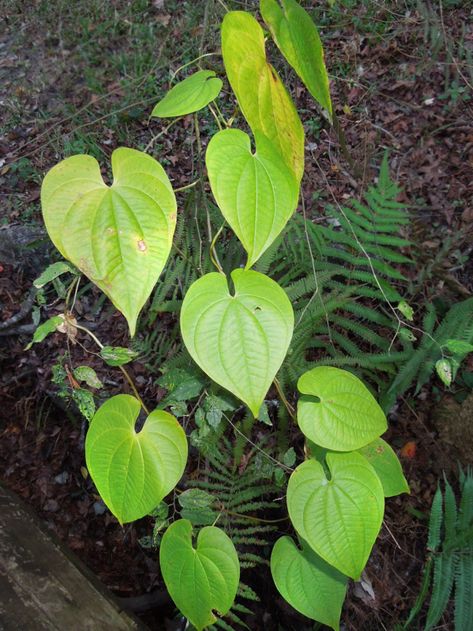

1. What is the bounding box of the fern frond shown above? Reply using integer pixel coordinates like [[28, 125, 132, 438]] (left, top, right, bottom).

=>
[[425, 554, 455, 630]]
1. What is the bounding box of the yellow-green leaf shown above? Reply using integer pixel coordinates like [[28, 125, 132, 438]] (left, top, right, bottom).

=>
[[206, 128, 298, 268], [287, 452, 384, 579], [41, 148, 177, 336], [221, 11, 304, 181], [160, 519, 240, 630], [152, 70, 223, 118], [85, 395, 187, 524], [180, 269, 294, 417], [261, 0, 332, 117]]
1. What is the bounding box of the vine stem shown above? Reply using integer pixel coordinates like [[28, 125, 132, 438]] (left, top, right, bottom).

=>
[[273, 377, 296, 422], [71, 319, 150, 415], [332, 111, 361, 179]]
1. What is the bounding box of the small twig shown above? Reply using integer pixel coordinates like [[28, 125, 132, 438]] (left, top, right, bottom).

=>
[[0, 288, 37, 330]]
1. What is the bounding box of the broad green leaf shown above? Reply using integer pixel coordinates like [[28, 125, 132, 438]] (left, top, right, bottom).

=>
[[33, 261, 78, 288], [221, 11, 304, 181], [260, 0, 332, 117], [287, 452, 384, 579], [445, 339, 473, 355], [100, 345, 139, 366], [358, 438, 409, 497], [85, 394, 187, 524], [180, 269, 294, 417], [206, 128, 298, 267], [297, 366, 387, 451], [151, 70, 223, 118], [271, 536, 347, 629], [160, 519, 240, 630], [41, 148, 177, 336], [25, 315, 63, 350]]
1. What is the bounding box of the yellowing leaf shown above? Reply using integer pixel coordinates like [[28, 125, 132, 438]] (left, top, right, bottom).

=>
[[221, 11, 304, 181], [41, 148, 177, 336]]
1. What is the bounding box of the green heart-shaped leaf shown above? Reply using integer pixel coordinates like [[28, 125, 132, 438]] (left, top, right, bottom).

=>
[[222, 11, 304, 181], [152, 70, 223, 118], [180, 269, 294, 417], [160, 519, 240, 630], [358, 438, 410, 497], [297, 366, 387, 451], [271, 536, 347, 630], [85, 394, 187, 524], [261, 0, 332, 118], [206, 129, 299, 268], [287, 452, 384, 579], [41, 148, 177, 336]]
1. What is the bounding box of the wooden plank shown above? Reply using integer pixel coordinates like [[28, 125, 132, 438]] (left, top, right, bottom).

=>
[[0, 484, 145, 630]]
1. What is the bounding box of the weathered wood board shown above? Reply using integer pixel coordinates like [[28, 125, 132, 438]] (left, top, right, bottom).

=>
[[0, 483, 145, 630]]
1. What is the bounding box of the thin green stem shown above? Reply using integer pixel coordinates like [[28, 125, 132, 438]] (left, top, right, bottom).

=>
[[71, 319, 149, 415]]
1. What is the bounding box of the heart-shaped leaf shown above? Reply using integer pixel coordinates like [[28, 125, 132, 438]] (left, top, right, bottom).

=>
[[271, 536, 347, 630], [358, 438, 409, 497], [206, 129, 299, 268], [160, 519, 240, 630], [152, 70, 223, 118], [180, 269, 293, 417], [261, 0, 332, 118], [41, 148, 177, 336], [222, 11, 304, 181], [85, 394, 187, 524], [287, 452, 384, 579], [297, 366, 387, 451]]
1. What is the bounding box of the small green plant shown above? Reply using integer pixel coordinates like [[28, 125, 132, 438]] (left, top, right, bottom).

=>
[[31, 1, 413, 629], [402, 468, 473, 630]]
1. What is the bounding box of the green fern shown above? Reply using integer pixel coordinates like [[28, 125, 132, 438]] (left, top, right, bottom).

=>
[[187, 434, 280, 629], [382, 297, 473, 410], [252, 154, 413, 393], [403, 468, 473, 630]]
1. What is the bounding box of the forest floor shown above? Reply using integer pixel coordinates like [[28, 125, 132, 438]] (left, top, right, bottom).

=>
[[1, 1, 472, 630]]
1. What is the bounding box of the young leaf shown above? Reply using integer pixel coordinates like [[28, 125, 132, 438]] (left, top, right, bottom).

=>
[[85, 394, 187, 524], [99, 345, 139, 366], [159, 519, 240, 630], [358, 437, 409, 497], [73, 365, 103, 389], [25, 315, 63, 350], [33, 261, 78, 288], [41, 148, 177, 336], [206, 128, 299, 268], [287, 452, 384, 579], [151, 70, 223, 118], [72, 388, 96, 422], [271, 536, 347, 630], [221, 11, 304, 181], [260, 0, 332, 118], [180, 269, 294, 417], [297, 366, 387, 451], [435, 358, 452, 386]]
